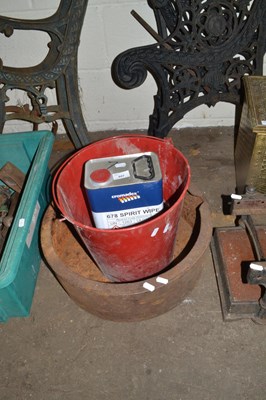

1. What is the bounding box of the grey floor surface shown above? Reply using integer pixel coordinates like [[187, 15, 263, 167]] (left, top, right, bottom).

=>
[[0, 127, 265, 400]]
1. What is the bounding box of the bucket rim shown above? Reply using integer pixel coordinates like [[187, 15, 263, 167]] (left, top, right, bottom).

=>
[[52, 134, 191, 232]]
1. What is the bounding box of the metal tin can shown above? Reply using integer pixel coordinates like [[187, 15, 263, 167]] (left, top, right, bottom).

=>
[[84, 152, 163, 229]]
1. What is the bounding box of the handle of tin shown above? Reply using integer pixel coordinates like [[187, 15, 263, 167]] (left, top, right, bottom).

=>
[[132, 155, 155, 180]]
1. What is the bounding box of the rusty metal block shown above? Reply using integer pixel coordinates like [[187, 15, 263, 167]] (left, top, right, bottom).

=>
[[211, 225, 266, 321]]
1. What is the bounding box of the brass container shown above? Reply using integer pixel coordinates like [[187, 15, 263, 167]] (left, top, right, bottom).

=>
[[235, 76, 266, 194]]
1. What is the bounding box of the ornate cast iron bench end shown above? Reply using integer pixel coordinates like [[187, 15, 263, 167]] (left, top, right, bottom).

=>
[[112, 0, 266, 138]]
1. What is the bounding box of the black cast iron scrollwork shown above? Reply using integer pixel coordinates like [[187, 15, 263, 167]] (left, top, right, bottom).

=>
[[112, 0, 266, 137], [0, 0, 89, 148]]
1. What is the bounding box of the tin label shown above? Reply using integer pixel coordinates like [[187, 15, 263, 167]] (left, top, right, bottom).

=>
[[92, 203, 163, 229], [84, 152, 163, 229]]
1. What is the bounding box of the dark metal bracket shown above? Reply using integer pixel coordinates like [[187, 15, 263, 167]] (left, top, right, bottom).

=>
[[231, 191, 266, 216]]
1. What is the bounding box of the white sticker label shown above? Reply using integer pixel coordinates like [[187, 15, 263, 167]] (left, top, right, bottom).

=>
[[250, 263, 264, 271], [231, 194, 242, 200], [19, 218, 25, 227], [143, 282, 155, 292], [26, 201, 41, 248], [163, 223, 171, 233], [112, 170, 130, 180], [156, 276, 169, 284], [115, 162, 126, 168], [151, 227, 159, 237]]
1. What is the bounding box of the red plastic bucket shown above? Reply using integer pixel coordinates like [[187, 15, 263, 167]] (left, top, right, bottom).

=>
[[52, 135, 190, 282]]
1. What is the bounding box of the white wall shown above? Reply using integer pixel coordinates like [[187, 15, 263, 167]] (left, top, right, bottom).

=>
[[1, 0, 265, 133]]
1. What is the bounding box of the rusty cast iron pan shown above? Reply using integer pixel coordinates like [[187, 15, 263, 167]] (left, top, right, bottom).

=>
[[41, 184, 212, 321]]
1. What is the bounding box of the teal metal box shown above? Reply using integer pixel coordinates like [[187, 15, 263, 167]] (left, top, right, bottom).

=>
[[0, 131, 54, 322]]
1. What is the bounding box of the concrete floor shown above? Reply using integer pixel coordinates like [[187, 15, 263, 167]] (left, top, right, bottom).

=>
[[1, 127, 265, 400]]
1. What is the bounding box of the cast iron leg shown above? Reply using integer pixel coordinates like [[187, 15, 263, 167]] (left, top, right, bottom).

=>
[[56, 59, 90, 149]]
